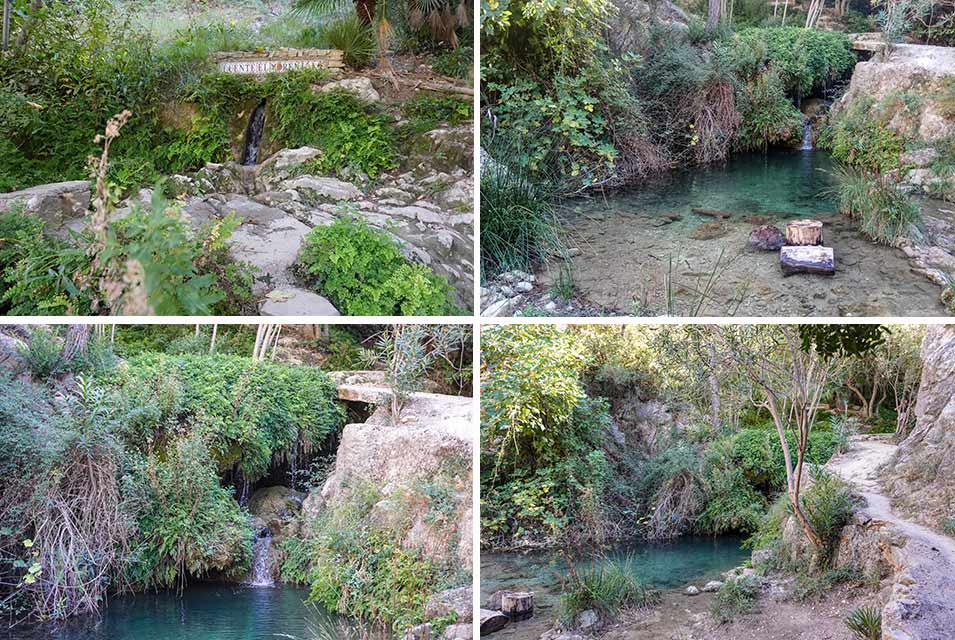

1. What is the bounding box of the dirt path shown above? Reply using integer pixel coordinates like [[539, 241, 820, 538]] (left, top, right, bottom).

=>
[[828, 435, 955, 638]]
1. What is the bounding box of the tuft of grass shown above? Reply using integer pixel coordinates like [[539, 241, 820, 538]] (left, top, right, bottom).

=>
[[803, 469, 856, 562], [318, 16, 375, 69], [710, 575, 761, 624], [941, 516, 955, 536], [845, 605, 882, 640], [831, 166, 921, 246], [480, 158, 563, 280], [560, 559, 660, 622]]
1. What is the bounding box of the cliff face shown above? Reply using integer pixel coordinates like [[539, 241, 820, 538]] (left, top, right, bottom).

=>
[[884, 325, 955, 529], [302, 374, 473, 572]]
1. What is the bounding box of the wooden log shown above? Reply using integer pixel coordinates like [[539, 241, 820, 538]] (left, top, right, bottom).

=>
[[780, 245, 835, 276], [785, 219, 823, 246], [480, 609, 509, 634], [501, 592, 535, 621], [691, 207, 731, 219]]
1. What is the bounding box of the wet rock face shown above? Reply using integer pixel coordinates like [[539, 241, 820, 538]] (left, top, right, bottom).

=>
[[884, 325, 955, 527], [248, 486, 306, 537]]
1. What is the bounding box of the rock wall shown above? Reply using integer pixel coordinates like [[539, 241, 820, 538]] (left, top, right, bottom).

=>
[[884, 325, 955, 528], [302, 376, 473, 572]]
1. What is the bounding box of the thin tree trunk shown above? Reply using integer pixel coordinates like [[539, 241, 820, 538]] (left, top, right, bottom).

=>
[[14, 0, 43, 49], [2, 0, 10, 51], [61, 325, 91, 364], [209, 324, 218, 354], [707, 0, 721, 31], [708, 343, 721, 430]]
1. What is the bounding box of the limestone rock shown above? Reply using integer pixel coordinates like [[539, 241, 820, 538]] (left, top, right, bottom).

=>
[[685, 585, 700, 595], [574, 609, 601, 633], [425, 586, 473, 623], [749, 224, 785, 251], [404, 125, 473, 174], [832, 44, 955, 143], [403, 623, 432, 640], [255, 147, 322, 191], [260, 288, 340, 316], [0, 180, 91, 227], [441, 623, 472, 640], [279, 175, 362, 202], [315, 76, 381, 102], [702, 580, 724, 592], [884, 325, 955, 527]]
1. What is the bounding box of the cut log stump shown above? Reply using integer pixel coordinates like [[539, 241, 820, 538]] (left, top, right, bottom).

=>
[[480, 609, 509, 634], [780, 246, 835, 276], [785, 219, 823, 246], [501, 592, 535, 621]]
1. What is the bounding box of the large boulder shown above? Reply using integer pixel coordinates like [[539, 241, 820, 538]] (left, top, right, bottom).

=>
[[832, 44, 955, 144], [314, 77, 381, 103], [0, 180, 91, 227]]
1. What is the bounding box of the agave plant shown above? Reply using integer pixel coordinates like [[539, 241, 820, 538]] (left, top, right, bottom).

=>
[[845, 605, 882, 640]]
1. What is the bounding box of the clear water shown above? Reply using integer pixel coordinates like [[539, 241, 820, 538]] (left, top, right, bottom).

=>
[[481, 535, 750, 613], [5, 584, 343, 640], [553, 149, 946, 316], [575, 149, 838, 229]]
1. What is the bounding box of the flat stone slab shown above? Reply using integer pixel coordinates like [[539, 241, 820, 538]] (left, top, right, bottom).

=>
[[259, 287, 339, 316], [780, 245, 835, 276], [0, 180, 91, 226]]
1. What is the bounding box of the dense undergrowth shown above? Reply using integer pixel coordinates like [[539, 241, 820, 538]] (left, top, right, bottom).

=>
[[0, 326, 346, 622], [480, 325, 921, 550], [479, 0, 855, 277]]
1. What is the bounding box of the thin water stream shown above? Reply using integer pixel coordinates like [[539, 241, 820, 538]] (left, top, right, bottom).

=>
[[242, 100, 267, 165], [546, 149, 944, 316]]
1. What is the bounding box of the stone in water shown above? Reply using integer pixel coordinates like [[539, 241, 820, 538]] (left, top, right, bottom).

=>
[[780, 246, 835, 276]]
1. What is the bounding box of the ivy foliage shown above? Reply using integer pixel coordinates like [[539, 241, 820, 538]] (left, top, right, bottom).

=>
[[298, 215, 460, 316]]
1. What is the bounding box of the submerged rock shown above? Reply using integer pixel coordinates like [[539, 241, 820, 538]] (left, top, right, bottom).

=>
[[749, 224, 786, 251], [690, 221, 729, 240]]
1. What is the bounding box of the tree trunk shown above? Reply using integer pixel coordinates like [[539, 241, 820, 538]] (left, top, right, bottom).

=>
[[14, 0, 43, 49], [60, 325, 91, 364], [354, 0, 376, 24], [707, 0, 721, 31], [2, 0, 11, 51], [708, 343, 721, 430]]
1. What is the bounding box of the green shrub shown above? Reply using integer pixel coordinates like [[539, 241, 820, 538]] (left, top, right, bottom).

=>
[[560, 560, 659, 621], [479, 158, 562, 278], [803, 470, 855, 559], [710, 575, 761, 623], [791, 565, 860, 601], [729, 28, 855, 98], [736, 69, 803, 150], [819, 97, 906, 173], [112, 353, 346, 480], [319, 16, 375, 68], [845, 605, 882, 639], [17, 327, 66, 379], [298, 215, 459, 316], [732, 428, 838, 491], [832, 166, 921, 246], [403, 95, 473, 132], [941, 516, 955, 536], [125, 435, 254, 589]]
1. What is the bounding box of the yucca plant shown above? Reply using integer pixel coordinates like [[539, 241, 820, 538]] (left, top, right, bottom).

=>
[[320, 15, 376, 67], [845, 605, 882, 640]]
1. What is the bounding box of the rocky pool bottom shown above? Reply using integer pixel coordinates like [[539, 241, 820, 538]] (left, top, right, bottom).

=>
[[4, 584, 345, 640], [481, 536, 750, 639], [481, 150, 955, 317]]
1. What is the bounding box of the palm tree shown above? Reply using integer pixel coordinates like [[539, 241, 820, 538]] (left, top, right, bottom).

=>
[[295, 0, 468, 48]]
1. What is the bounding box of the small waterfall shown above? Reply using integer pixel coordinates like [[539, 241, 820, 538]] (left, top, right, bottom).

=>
[[247, 529, 275, 587], [242, 100, 267, 166], [800, 119, 813, 151]]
